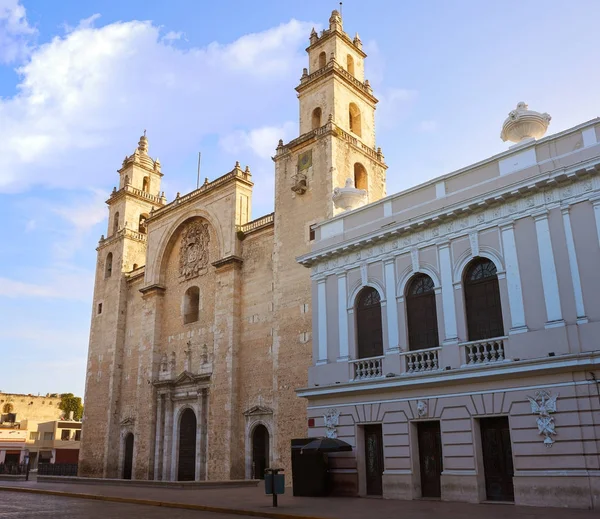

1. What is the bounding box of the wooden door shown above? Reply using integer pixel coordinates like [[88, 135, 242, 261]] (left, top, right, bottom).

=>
[[406, 275, 439, 350], [356, 288, 383, 359], [464, 259, 504, 340], [417, 421, 443, 498], [364, 424, 384, 496], [252, 424, 269, 479], [122, 433, 134, 480], [178, 409, 197, 481], [480, 417, 514, 501]]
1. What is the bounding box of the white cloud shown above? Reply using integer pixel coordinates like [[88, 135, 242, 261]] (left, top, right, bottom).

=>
[[0, 0, 36, 64], [0, 267, 93, 302], [0, 16, 314, 193], [219, 121, 296, 159]]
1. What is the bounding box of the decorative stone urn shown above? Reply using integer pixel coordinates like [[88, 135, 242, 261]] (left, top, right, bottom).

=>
[[501, 102, 551, 144], [332, 178, 367, 211]]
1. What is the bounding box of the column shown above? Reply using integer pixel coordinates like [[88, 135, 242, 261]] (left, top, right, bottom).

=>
[[561, 207, 587, 323], [317, 278, 328, 364], [153, 393, 163, 480], [438, 243, 458, 342], [337, 273, 349, 361], [384, 259, 400, 352], [590, 197, 600, 248], [533, 211, 564, 326], [162, 392, 173, 480], [500, 223, 527, 333]]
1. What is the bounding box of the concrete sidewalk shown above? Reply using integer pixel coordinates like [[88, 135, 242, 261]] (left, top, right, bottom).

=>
[[0, 479, 596, 519]]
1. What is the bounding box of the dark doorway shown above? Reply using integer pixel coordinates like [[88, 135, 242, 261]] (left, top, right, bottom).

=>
[[252, 424, 269, 479], [4, 453, 19, 465], [178, 408, 197, 481], [464, 258, 504, 340], [406, 274, 439, 350], [122, 433, 134, 479], [480, 417, 514, 501], [364, 424, 384, 496], [417, 421, 443, 498], [356, 287, 383, 359]]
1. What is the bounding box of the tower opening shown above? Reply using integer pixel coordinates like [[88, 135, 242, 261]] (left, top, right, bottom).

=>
[[142, 176, 150, 193], [347, 54, 355, 76], [105, 253, 113, 279], [318, 51, 326, 69], [184, 286, 200, 324], [138, 213, 148, 234], [312, 107, 322, 130], [354, 163, 368, 191], [349, 103, 362, 137], [113, 212, 119, 235]]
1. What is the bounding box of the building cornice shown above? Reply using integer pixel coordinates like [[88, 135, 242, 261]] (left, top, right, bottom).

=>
[[106, 184, 165, 207], [212, 255, 244, 270], [139, 283, 166, 296], [296, 351, 600, 399], [97, 227, 148, 251], [298, 157, 600, 272], [306, 26, 367, 58]]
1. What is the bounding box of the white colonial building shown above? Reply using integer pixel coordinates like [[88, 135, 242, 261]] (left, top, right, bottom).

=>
[[297, 105, 600, 509]]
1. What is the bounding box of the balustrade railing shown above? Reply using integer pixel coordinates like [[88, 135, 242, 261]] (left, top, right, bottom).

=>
[[352, 356, 384, 380], [400, 347, 442, 374], [460, 336, 507, 366]]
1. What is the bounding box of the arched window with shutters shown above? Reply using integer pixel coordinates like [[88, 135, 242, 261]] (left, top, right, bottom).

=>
[[355, 287, 383, 359], [463, 258, 504, 340], [406, 274, 439, 351]]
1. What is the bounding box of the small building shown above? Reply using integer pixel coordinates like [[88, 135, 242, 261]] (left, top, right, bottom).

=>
[[297, 106, 600, 508]]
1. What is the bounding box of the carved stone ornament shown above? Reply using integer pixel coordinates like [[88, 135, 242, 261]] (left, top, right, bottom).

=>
[[501, 102, 551, 144], [179, 220, 210, 280], [416, 400, 428, 418], [528, 389, 558, 447], [323, 408, 340, 439]]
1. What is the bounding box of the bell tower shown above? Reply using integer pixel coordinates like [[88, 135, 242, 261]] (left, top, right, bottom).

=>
[[270, 10, 387, 476]]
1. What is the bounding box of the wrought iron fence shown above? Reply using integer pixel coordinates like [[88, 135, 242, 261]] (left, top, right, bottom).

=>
[[0, 462, 28, 475], [38, 463, 78, 476]]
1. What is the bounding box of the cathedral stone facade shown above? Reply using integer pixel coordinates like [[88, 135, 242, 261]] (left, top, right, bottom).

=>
[[80, 11, 386, 481]]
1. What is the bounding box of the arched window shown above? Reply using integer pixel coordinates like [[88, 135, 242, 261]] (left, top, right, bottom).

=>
[[184, 286, 200, 324], [142, 176, 150, 193], [349, 102, 362, 137], [113, 212, 119, 235], [105, 252, 113, 279], [312, 107, 322, 130], [124, 175, 129, 186], [138, 213, 148, 234], [347, 54, 355, 75], [464, 258, 504, 340], [354, 163, 368, 191], [406, 274, 439, 351], [356, 287, 383, 359], [318, 51, 326, 69]]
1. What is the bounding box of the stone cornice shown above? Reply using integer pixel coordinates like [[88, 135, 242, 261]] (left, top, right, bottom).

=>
[[306, 27, 366, 58], [147, 167, 253, 223], [298, 159, 600, 274], [97, 227, 148, 251], [139, 283, 166, 296], [296, 61, 377, 105], [107, 184, 164, 207], [212, 255, 244, 270]]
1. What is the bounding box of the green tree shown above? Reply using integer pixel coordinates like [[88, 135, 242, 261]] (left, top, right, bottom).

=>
[[58, 393, 83, 421]]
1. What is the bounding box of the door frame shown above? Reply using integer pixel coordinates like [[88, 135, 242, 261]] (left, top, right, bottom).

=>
[[360, 423, 384, 496], [416, 420, 443, 498]]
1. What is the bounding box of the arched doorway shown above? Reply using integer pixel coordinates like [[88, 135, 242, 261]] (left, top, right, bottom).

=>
[[464, 258, 504, 340], [356, 287, 383, 358], [252, 424, 269, 479], [178, 408, 197, 481], [122, 433, 134, 479]]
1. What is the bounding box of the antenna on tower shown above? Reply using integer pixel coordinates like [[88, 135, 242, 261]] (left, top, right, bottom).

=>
[[196, 152, 202, 189], [339, 2, 343, 18]]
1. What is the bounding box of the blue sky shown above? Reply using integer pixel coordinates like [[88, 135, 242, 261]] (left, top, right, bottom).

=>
[[1, 0, 599, 398]]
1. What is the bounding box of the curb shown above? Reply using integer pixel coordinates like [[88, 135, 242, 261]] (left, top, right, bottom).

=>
[[0, 485, 330, 519]]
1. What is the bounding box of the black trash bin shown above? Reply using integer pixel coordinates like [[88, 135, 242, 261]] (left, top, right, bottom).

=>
[[291, 438, 329, 496]]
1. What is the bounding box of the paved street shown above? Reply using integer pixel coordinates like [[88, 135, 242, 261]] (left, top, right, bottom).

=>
[[0, 490, 255, 519]]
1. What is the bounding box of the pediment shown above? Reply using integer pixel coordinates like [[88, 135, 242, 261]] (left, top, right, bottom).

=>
[[174, 370, 196, 385], [120, 416, 135, 426], [244, 405, 273, 417]]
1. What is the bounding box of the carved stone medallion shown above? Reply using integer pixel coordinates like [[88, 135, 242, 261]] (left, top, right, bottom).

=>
[[179, 220, 210, 280]]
